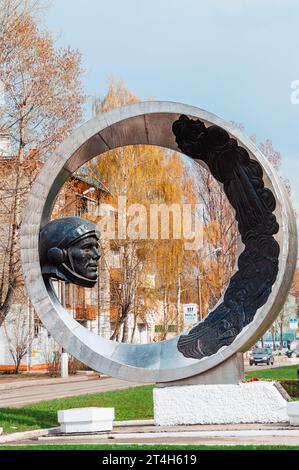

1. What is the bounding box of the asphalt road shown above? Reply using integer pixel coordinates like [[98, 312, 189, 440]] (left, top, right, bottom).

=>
[[1, 359, 298, 407], [245, 358, 299, 372], [0, 376, 144, 407]]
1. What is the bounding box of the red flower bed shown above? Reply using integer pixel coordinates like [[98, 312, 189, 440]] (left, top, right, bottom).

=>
[[242, 378, 273, 383]]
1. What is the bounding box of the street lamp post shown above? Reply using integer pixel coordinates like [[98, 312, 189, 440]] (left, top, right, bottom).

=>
[[59, 187, 96, 214]]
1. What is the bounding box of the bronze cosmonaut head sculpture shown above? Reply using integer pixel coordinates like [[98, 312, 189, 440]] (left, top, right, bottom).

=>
[[39, 217, 100, 288]]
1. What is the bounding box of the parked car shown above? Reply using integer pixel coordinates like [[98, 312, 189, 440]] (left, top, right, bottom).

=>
[[285, 349, 299, 358], [249, 348, 274, 366]]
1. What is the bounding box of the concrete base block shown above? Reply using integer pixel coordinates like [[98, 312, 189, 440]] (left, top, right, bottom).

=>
[[154, 382, 288, 425], [58, 407, 115, 433], [157, 353, 244, 387], [287, 402, 299, 426]]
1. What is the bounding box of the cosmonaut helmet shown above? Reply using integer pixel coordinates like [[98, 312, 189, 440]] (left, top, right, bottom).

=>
[[39, 216, 100, 288]]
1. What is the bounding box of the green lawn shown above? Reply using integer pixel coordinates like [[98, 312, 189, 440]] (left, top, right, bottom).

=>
[[1, 445, 299, 450], [0, 385, 154, 434], [0, 365, 298, 435], [245, 364, 299, 381]]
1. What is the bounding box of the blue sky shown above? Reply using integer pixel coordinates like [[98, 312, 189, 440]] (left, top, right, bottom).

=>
[[45, 0, 299, 213]]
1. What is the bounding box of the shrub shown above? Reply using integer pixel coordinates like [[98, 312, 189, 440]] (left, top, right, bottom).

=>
[[68, 357, 87, 374], [280, 380, 299, 397], [46, 351, 61, 377]]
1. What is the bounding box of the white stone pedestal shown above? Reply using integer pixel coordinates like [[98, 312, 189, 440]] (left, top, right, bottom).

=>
[[58, 407, 115, 433], [287, 402, 299, 425], [154, 382, 288, 425]]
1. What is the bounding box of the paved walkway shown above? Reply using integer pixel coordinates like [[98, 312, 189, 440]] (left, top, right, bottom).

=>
[[0, 376, 144, 407], [4, 421, 299, 447]]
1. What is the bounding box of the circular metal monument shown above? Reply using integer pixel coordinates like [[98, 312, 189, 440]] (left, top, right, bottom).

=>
[[21, 102, 297, 383]]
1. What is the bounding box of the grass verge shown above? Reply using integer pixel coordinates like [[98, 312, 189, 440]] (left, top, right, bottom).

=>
[[245, 364, 298, 381], [1, 444, 299, 450], [0, 385, 154, 434], [0, 365, 298, 435]]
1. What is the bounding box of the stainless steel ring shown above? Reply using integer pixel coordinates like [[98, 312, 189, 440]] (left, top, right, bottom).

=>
[[20, 102, 297, 382]]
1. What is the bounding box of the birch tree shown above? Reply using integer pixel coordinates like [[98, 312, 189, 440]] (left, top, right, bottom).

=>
[[0, 1, 85, 325]]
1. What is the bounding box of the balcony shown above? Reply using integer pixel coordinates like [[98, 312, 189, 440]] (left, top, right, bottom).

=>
[[74, 305, 98, 321]]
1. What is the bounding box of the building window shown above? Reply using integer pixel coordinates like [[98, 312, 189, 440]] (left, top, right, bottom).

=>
[[155, 325, 164, 333], [168, 325, 177, 333], [110, 250, 120, 268], [76, 197, 88, 216], [34, 321, 40, 338]]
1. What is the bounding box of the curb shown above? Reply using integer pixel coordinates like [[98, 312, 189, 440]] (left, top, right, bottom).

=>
[[37, 428, 299, 442], [1, 420, 299, 444], [115, 419, 154, 427], [0, 427, 59, 444], [0, 421, 154, 444]]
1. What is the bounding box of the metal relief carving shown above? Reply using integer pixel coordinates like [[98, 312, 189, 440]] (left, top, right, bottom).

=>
[[21, 102, 296, 383], [173, 115, 279, 359], [39, 216, 100, 288]]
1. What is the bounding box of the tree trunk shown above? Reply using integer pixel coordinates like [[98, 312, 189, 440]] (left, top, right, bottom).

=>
[[131, 314, 137, 343], [197, 274, 202, 322], [176, 274, 181, 333], [162, 288, 168, 340], [122, 317, 129, 343], [110, 318, 121, 341], [0, 286, 14, 326], [271, 327, 277, 351], [279, 322, 284, 350], [110, 306, 129, 341], [0, 124, 25, 327], [15, 359, 21, 374]]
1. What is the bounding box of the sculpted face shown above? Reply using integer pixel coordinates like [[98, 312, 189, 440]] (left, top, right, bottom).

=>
[[68, 235, 100, 281]]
